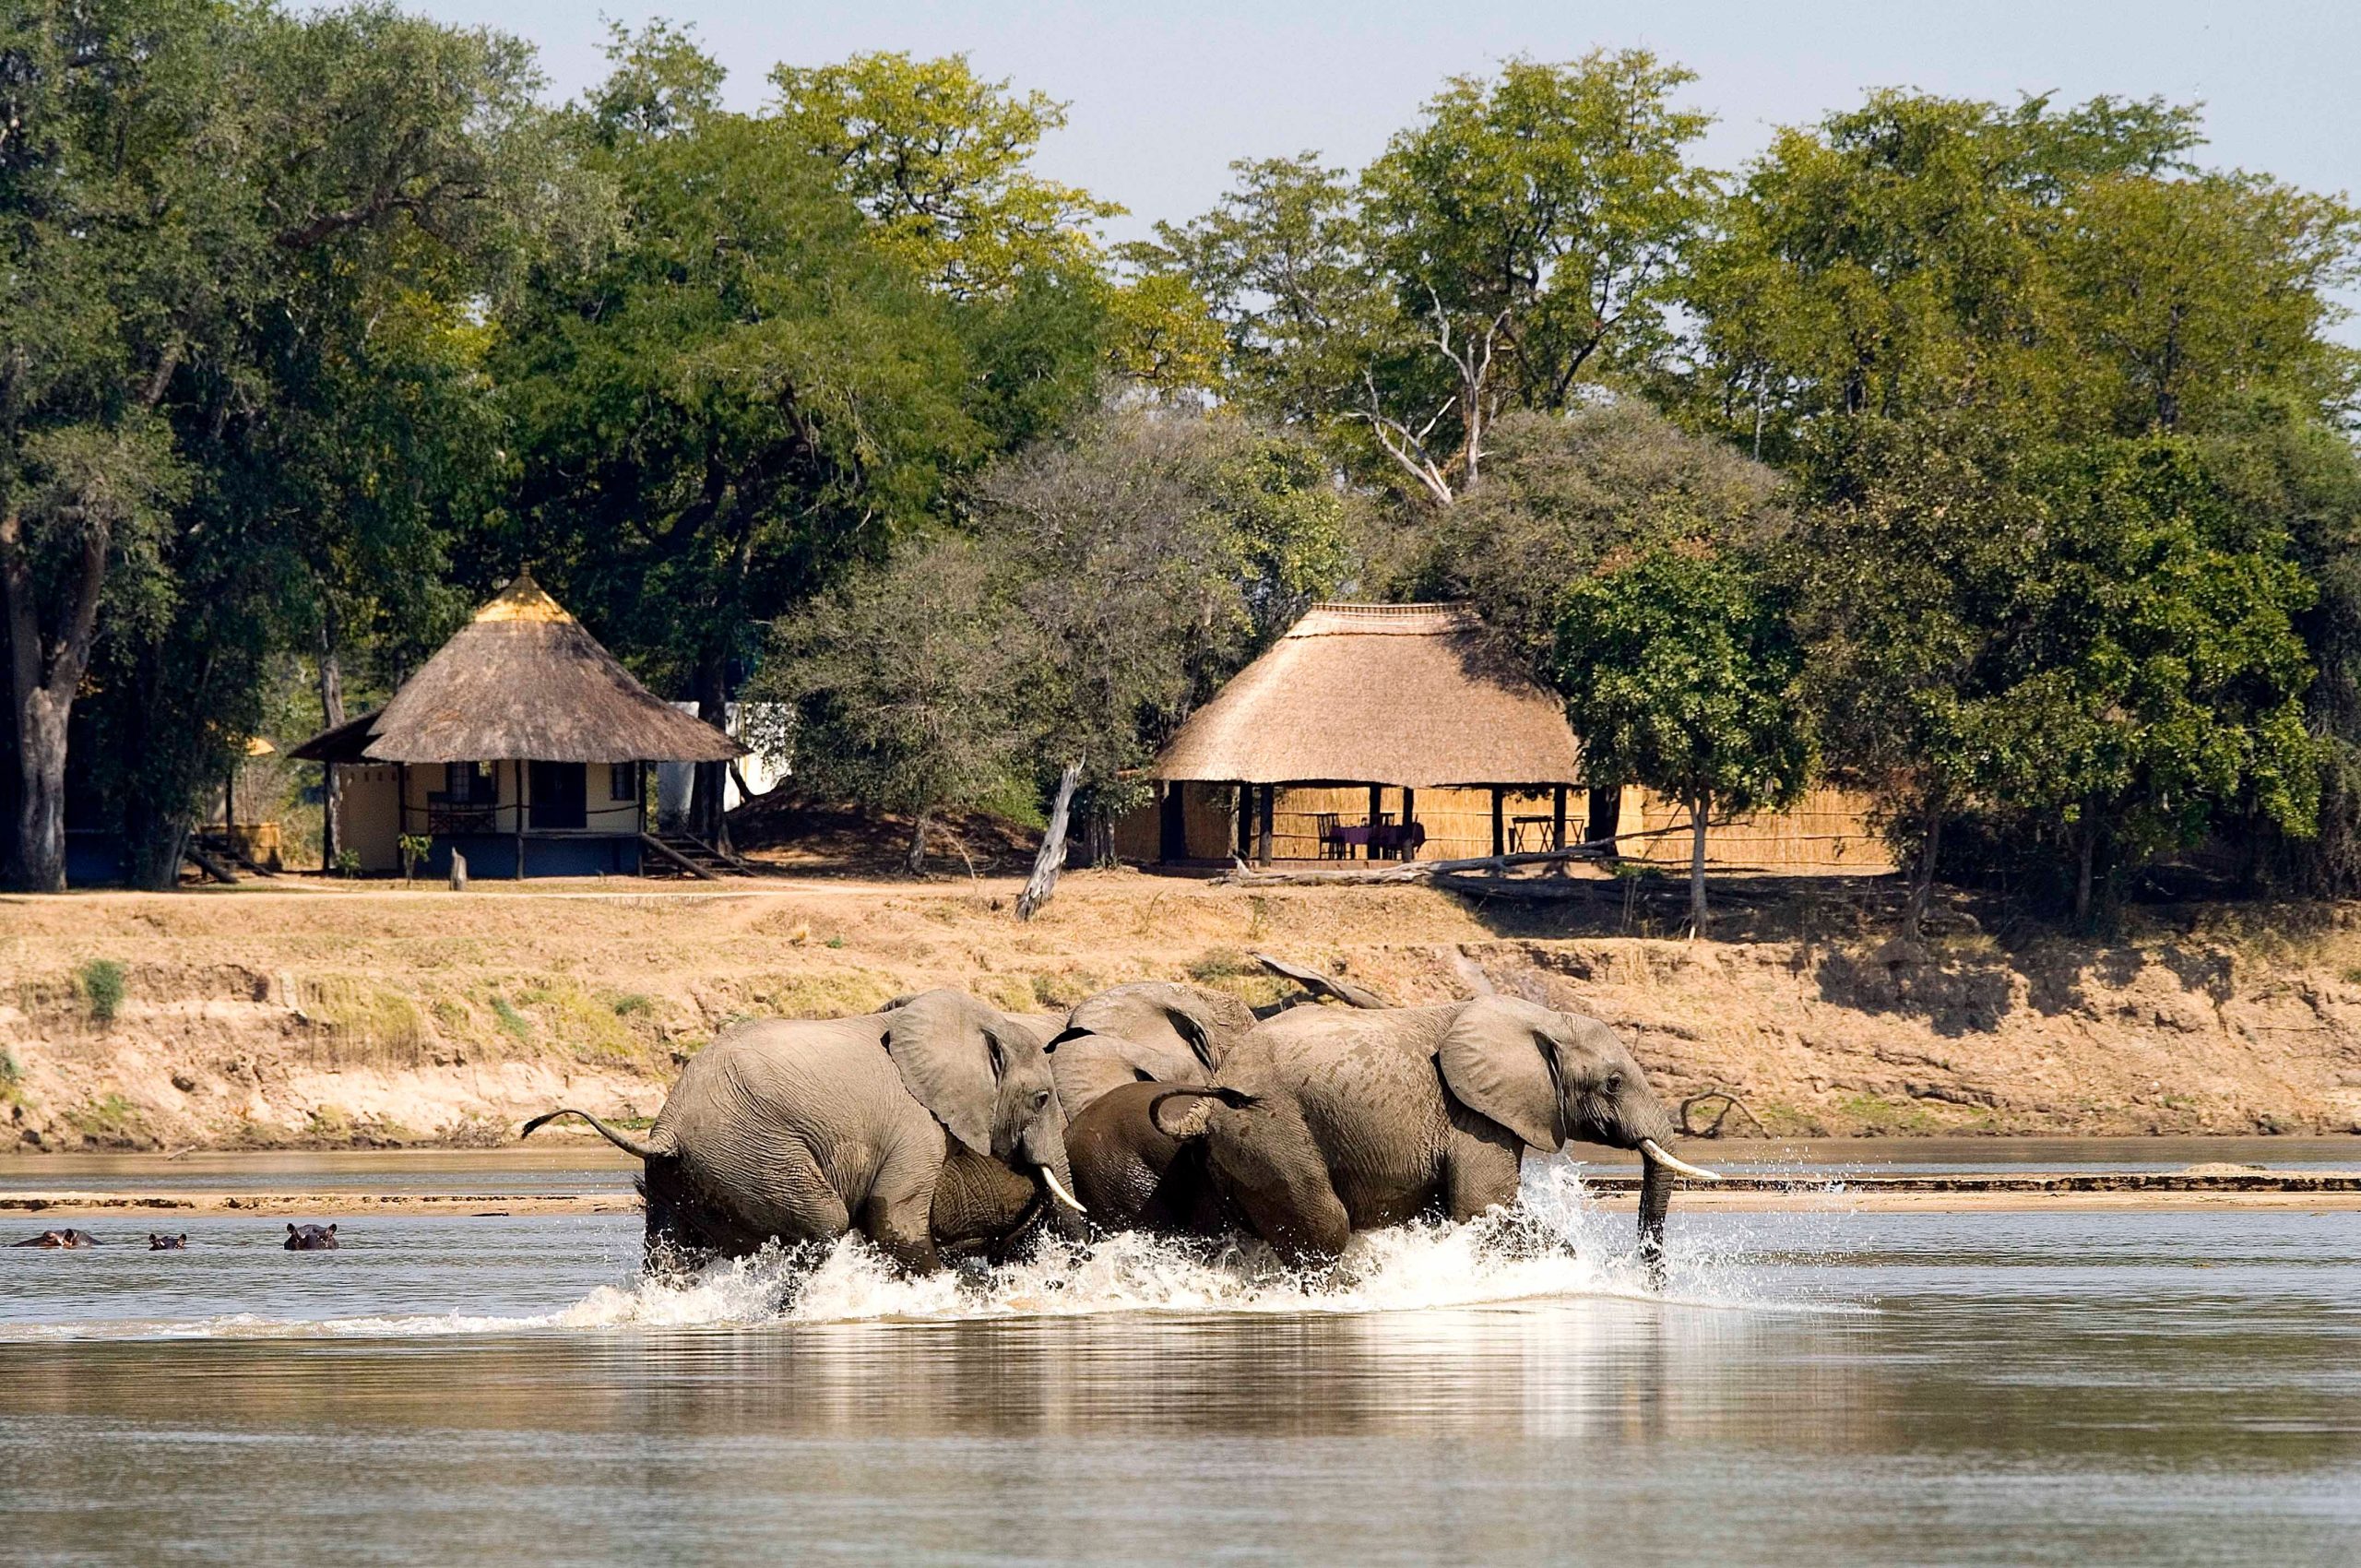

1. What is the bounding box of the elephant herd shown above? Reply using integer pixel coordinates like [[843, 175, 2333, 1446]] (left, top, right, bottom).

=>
[[526, 968, 1719, 1286]]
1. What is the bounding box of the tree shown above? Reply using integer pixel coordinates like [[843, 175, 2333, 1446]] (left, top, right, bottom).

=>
[[1960, 439, 2320, 926], [770, 51, 1121, 300], [1554, 546, 1810, 932], [2, 0, 567, 888], [1355, 52, 1714, 502], [753, 540, 1026, 873], [1686, 89, 2357, 919], [493, 30, 981, 846], [974, 407, 1358, 860], [1399, 401, 1784, 679], [1150, 53, 1714, 505], [1789, 422, 2019, 932]]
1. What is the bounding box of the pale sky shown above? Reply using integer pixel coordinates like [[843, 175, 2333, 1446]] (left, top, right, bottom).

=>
[[413, 0, 2361, 328]]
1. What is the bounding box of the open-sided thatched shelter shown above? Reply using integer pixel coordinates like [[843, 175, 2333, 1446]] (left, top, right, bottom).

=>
[[1121, 600, 1892, 873], [292, 573, 740, 878], [1126, 602, 1588, 864]]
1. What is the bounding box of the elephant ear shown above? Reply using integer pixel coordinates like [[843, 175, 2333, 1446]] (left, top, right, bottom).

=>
[[883, 990, 998, 1157], [1435, 996, 1565, 1153]]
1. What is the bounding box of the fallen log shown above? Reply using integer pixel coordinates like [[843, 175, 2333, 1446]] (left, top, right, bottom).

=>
[[1252, 953, 1390, 1008]]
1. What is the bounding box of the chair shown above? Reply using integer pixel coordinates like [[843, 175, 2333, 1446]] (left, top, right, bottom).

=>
[[1313, 813, 1344, 860]]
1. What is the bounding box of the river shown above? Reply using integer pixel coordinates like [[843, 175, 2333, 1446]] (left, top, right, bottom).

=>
[[2, 1150, 2357, 1566]]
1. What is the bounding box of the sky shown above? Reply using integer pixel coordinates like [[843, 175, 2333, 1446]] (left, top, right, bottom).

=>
[[413, 0, 2361, 324]]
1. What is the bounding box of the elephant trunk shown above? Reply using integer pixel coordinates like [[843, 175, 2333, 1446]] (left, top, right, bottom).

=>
[[1024, 1123, 1089, 1240], [1636, 1151, 1675, 1286]]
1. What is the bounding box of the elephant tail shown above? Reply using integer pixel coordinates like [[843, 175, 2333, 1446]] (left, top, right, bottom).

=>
[[520, 1108, 670, 1161], [1145, 1085, 1259, 1129]]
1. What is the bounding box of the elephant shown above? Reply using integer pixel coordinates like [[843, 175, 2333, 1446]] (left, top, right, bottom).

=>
[[1202, 995, 1719, 1275], [148, 1233, 188, 1250], [523, 989, 1086, 1277], [1050, 981, 1258, 1121], [1063, 1075, 1231, 1236], [11, 1229, 100, 1248], [283, 1224, 338, 1250]]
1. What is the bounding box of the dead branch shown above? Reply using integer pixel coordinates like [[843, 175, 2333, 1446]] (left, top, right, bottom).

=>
[[1679, 1090, 1769, 1139], [1252, 953, 1390, 1009]]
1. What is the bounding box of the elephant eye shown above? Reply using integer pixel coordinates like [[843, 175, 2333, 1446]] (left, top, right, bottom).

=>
[[1031, 1088, 1051, 1111], [1603, 1072, 1623, 1097]]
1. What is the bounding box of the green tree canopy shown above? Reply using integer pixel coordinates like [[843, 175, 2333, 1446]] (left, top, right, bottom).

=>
[[1554, 544, 1810, 932]]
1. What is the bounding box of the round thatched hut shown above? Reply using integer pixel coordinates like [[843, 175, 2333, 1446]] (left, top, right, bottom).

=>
[[291, 573, 742, 878], [1131, 602, 1589, 864]]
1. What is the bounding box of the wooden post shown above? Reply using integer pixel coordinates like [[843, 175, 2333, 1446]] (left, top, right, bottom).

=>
[[396, 764, 408, 841], [1552, 786, 1569, 849], [321, 761, 336, 870], [1401, 789, 1417, 861], [1234, 783, 1251, 859], [1256, 784, 1275, 865], [515, 760, 528, 880], [1490, 787, 1506, 858]]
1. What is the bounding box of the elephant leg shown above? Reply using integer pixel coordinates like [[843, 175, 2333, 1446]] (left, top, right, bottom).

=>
[[1441, 1117, 1525, 1224], [857, 1138, 944, 1277], [1208, 1102, 1350, 1267]]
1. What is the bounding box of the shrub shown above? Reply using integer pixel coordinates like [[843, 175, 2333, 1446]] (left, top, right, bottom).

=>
[[489, 994, 533, 1042], [78, 959, 126, 1023], [611, 993, 654, 1017]]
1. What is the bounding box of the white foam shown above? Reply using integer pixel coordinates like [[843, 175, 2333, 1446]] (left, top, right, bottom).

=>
[[1, 1160, 1847, 1340]]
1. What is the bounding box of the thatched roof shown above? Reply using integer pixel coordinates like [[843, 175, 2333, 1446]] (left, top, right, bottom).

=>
[[1149, 603, 1583, 789], [291, 574, 742, 765]]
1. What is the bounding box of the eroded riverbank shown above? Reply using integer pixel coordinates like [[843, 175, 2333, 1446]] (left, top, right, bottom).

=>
[[9, 879, 2361, 1153]]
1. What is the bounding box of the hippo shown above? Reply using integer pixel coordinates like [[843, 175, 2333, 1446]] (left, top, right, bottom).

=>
[[284, 1223, 338, 1251], [11, 1229, 101, 1248], [148, 1233, 188, 1251]]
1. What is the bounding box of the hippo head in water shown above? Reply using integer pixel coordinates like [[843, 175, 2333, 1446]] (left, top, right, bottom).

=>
[[148, 1233, 188, 1251], [283, 1223, 338, 1251], [11, 1229, 100, 1249]]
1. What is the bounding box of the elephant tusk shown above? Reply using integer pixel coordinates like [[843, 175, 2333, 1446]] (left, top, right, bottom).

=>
[[1038, 1164, 1087, 1215], [1639, 1138, 1722, 1182]]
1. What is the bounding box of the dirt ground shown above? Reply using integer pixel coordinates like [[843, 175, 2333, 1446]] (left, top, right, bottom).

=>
[[6, 869, 2361, 1151]]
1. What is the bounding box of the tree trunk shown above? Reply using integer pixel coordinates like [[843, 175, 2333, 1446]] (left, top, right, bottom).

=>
[[316, 610, 346, 868], [1018, 761, 1083, 921], [1904, 804, 1943, 936], [9, 687, 70, 892], [1687, 792, 1711, 935], [693, 655, 730, 851], [2073, 824, 2097, 932], [2, 505, 108, 893], [906, 809, 929, 875]]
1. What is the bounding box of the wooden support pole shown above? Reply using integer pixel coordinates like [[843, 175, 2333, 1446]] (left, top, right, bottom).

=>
[[1552, 786, 1569, 850], [1490, 787, 1505, 859], [1234, 783, 1251, 860], [515, 760, 528, 880], [1256, 784, 1275, 865], [1401, 788, 1417, 861]]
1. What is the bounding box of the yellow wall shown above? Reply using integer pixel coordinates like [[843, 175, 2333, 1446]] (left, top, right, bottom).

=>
[[334, 760, 647, 871], [1115, 780, 1892, 873], [337, 766, 402, 873]]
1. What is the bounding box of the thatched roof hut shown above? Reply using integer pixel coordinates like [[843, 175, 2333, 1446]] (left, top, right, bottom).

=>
[[1150, 602, 1580, 790], [293, 573, 741, 766]]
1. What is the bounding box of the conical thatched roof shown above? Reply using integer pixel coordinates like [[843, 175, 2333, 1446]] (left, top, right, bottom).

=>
[[291, 574, 742, 765], [1149, 603, 1582, 789]]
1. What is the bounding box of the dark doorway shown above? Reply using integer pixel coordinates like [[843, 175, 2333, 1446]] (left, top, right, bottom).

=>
[[1158, 785, 1187, 861], [529, 762, 587, 829]]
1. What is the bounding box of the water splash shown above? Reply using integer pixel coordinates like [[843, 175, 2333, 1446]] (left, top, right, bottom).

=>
[[1, 1158, 1844, 1340]]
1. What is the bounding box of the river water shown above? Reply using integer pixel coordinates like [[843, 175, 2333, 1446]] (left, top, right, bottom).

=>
[[2, 1156, 2357, 1566]]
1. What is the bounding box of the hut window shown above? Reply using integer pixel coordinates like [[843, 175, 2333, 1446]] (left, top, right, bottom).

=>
[[611, 761, 640, 802], [445, 762, 495, 803]]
